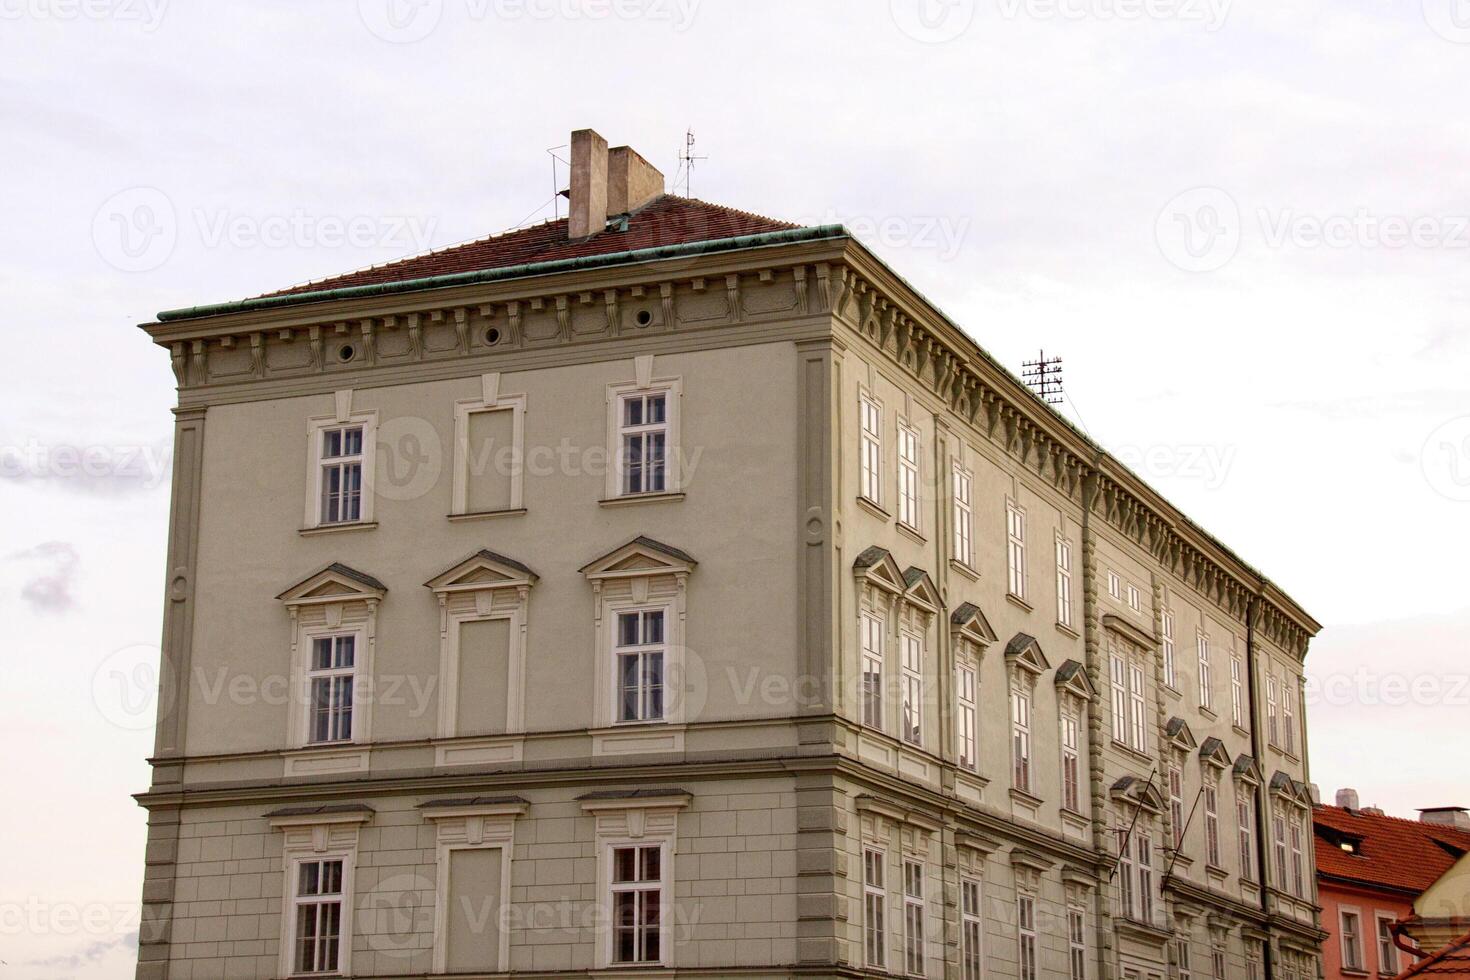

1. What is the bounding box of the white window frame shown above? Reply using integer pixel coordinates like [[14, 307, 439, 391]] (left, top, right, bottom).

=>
[[1162, 609, 1176, 689], [1110, 638, 1149, 753], [612, 606, 670, 725], [1204, 784, 1222, 867], [1137, 833, 1155, 924], [1018, 894, 1038, 980], [1274, 812, 1289, 887], [1238, 791, 1256, 880], [1006, 500, 1027, 600], [1267, 674, 1280, 746], [862, 612, 886, 732], [1127, 583, 1141, 611], [1290, 815, 1306, 897], [1108, 570, 1122, 599], [1376, 912, 1401, 975], [1212, 948, 1227, 980], [306, 633, 357, 745], [860, 391, 883, 507], [423, 800, 523, 974], [584, 794, 687, 970], [953, 464, 975, 568], [1283, 674, 1297, 755], [1011, 684, 1033, 793], [1061, 707, 1081, 812], [864, 847, 887, 971], [900, 631, 924, 746], [1169, 765, 1186, 848], [1068, 905, 1087, 980], [897, 421, 922, 532], [1231, 655, 1245, 728], [1129, 660, 1148, 751], [956, 662, 978, 772], [1197, 632, 1213, 710], [605, 374, 682, 499], [294, 620, 372, 751], [304, 408, 378, 529], [961, 878, 984, 980], [451, 376, 527, 516], [288, 856, 349, 976], [609, 842, 667, 966], [1056, 535, 1074, 629], [270, 811, 368, 980], [903, 859, 925, 977], [1341, 908, 1365, 973], [1179, 939, 1193, 980], [1118, 834, 1135, 916]]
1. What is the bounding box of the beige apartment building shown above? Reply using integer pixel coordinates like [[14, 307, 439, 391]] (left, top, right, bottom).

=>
[[133, 129, 1324, 980]]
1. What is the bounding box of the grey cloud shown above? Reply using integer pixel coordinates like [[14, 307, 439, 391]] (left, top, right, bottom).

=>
[[11, 541, 81, 613]]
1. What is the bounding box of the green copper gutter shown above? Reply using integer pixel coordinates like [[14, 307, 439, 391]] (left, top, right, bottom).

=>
[[155, 225, 848, 322]]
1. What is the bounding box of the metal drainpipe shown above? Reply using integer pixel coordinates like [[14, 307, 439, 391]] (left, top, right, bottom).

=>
[[1246, 591, 1277, 980]]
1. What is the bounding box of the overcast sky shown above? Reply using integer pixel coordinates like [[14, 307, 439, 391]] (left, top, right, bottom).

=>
[[3, 1, 1469, 975]]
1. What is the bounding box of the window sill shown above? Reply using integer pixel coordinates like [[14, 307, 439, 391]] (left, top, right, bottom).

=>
[[1198, 705, 1219, 722], [949, 559, 979, 581], [1006, 593, 1033, 612], [1205, 863, 1229, 882], [298, 521, 378, 537], [1055, 621, 1080, 640], [598, 491, 685, 508], [1009, 787, 1044, 809], [1163, 684, 1182, 701], [1232, 724, 1252, 740], [855, 495, 891, 522], [895, 521, 926, 546], [1110, 741, 1155, 766], [448, 507, 527, 522]]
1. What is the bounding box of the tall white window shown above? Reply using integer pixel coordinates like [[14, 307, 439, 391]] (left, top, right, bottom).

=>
[[953, 466, 974, 567], [860, 394, 883, 505], [617, 391, 669, 495], [1006, 501, 1027, 599], [1341, 910, 1364, 972], [1118, 833, 1135, 915], [961, 879, 983, 980], [1197, 633, 1213, 709], [1377, 914, 1400, 975], [1204, 785, 1221, 867], [1212, 948, 1227, 980], [897, 424, 921, 531], [1273, 814, 1289, 886], [1011, 686, 1032, 793], [900, 633, 923, 746], [1169, 765, 1186, 848], [611, 845, 663, 964], [1238, 792, 1256, 880], [1129, 661, 1148, 751], [1068, 906, 1087, 980], [862, 613, 885, 730], [1110, 650, 1129, 744], [903, 860, 925, 976], [1110, 642, 1149, 752], [956, 663, 978, 771], [1267, 675, 1279, 746], [318, 425, 364, 525], [1017, 895, 1038, 980], [1290, 817, 1306, 897], [1283, 676, 1297, 755], [1162, 609, 1176, 689], [1231, 656, 1245, 728], [1178, 940, 1193, 980], [292, 858, 345, 975], [1061, 710, 1081, 812], [615, 609, 665, 723], [1137, 834, 1155, 924], [864, 848, 886, 970], [1108, 570, 1122, 599], [308, 635, 355, 744], [1127, 584, 1141, 611], [1056, 536, 1074, 628]]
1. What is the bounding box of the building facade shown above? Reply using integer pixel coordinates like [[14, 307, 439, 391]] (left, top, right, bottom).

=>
[[133, 129, 1324, 980]]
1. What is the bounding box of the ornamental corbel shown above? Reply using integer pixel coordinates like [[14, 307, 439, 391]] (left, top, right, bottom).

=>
[[249, 332, 264, 378], [793, 265, 809, 313], [659, 281, 675, 326], [604, 289, 620, 335], [725, 273, 742, 321]]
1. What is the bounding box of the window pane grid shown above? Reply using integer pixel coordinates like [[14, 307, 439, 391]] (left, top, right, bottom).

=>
[[619, 393, 669, 495], [308, 636, 355, 744], [319, 425, 364, 525], [615, 610, 666, 723]]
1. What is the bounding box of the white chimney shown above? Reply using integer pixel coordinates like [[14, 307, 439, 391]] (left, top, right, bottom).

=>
[[1308, 783, 1322, 805], [1337, 788, 1360, 810], [1420, 807, 1470, 832], [567, 129, 666, 240]]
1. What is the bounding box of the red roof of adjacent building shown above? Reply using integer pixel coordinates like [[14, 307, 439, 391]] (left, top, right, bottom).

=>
[[1396, 931, 1470, 977], [1314, 805, 1470, 894], [263, 195, 800, 299]]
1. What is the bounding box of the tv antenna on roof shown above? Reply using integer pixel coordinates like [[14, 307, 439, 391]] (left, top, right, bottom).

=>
[[1021, 350, 1064, 405], [678, 128, 707, 198]]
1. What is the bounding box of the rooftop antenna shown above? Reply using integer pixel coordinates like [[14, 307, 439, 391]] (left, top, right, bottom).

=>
[[547, 144, 568, 220], [678, 128, 707, 198], [1021, 349, 1064, 405]]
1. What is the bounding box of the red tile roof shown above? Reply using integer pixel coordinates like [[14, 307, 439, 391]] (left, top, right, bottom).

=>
[[263, 195, 800, 299], [1315, 805, 1470, 895], [1397, 931, 1470, 977]]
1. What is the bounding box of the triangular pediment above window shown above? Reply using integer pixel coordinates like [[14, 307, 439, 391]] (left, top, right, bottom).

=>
[[902, 567, 941, 612], [1199, 737, 1232, 772], [424, 550, 538, 594], [580, 536, 697, 582], [1165, 717, 1198, 752], [1269, 770, 1311, 806], [1111, 775, 1166, 815], [1004, 632, 1050, 675], [1233, 754, 1263, 786], [276, 563, 387, 606], [1054, 659, 1096, 700], [951, 602, 998, 647], [853, 546, 905, 595]]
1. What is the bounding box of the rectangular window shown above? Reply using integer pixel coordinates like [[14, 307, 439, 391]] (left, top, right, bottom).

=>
[[1213, 949, 1227, 980], [318, 425, 364, 525], [1274, 815, 1289, 887], [900, 633, 923, 746], [1197, 633, 1213, 709], [308, 635, 355, 744], [1178, 940, 1192, 980], [860, 395, 883, 505], [953, 466, 974, 567], [962, 879, 983, 980], [1163, 609, 1176, 688], [1056, 536, 1074, 628], [1137, 834, 1154, 924], [1377, 914, 1400, 975], [611, 845, 663, 964], [618, 392, 668, 495], [1018, 895, 1038, 980], [1111, 644, 1148, 752], [1011, 686, 1032, 793], [1068, 906, 1087, 980], [1238, 793, 1256, 880], [1118, 833, 1135, 916], [615, 609, 665, 723], [1061, 711, 1081, 812], [1267, 675, 1279, 746], [897, 424, 921, 531], [1204, 786, 1221, 867], [864, 848, 886, 970], [1283, 676, 1297, 755], [1231, 656, 1245, 728], [1290, 818, 1305, 897], [903, 861, 925, 976], [1127, 584, 1141, 611], [1129, 661, 1148, 752], [1169, 766, 1185, 848], [1007, 501, 1027, 599], [862, 613, 885, 730], [1108, 570, 1122, 599], [1341, 911, 1364, 972], [1110, 651, 1129, 744], [293, 858, 345, 975], [956, 663, 978, 771]]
